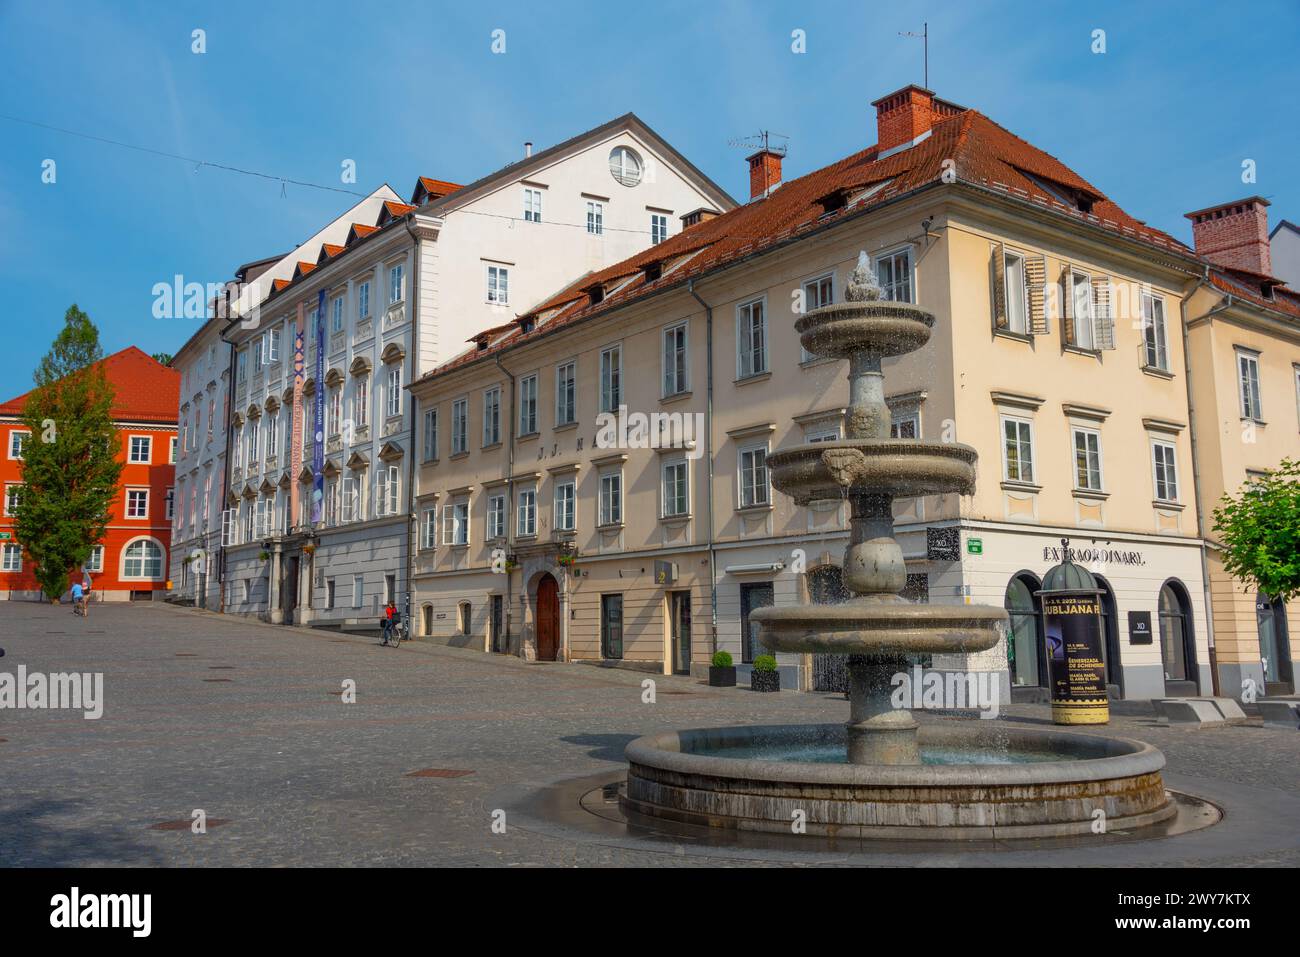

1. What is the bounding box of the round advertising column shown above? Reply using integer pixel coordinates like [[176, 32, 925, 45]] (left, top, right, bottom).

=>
[[1037, 538, 1110, 725]]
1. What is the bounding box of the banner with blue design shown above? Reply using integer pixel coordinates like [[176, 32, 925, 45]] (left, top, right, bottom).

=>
[[310, 289, 326, 524]]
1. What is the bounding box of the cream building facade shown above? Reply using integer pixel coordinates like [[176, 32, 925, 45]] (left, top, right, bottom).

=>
[[408, 86, 1242, 701]]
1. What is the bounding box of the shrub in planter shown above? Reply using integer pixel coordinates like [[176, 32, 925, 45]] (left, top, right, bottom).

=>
[[708, 650, 736, 687], [751, 654, 780, 692]]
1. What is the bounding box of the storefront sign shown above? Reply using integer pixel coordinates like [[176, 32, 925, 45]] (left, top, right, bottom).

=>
[[0, 532, 10, 540], [1043, 592, 1110, 725], [966, 537, 983, 555], [1127, 610, 1153, 645], [927, 527, 959, 561], [1042, 545, 1145, 566]]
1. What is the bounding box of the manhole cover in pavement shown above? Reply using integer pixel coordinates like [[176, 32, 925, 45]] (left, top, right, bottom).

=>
[[202, 678, 233, 683], [404, 768, 475, 778], [149, 819, 231, 831]]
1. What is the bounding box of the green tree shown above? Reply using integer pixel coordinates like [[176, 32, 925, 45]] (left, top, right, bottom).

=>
[[151, 352, 173, 366], [13, 305, 124, 601], [1212, 459, 1300, 604]]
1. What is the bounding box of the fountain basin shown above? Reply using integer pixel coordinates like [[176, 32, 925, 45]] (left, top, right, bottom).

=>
[[751, 600, 1005, 656], [796, 301, 934, 358], [766, 440, 978, 505], [623, 723, 1175, 839]]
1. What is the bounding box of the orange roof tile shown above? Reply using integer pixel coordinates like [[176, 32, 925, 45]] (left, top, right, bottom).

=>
[[0, 346, 179, 423]]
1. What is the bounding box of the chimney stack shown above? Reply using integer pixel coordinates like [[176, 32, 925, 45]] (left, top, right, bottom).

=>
[[871, 84, 962, 155], [747, 149, 783, 201], [1185, 197, 1274, 276], [524, 141, 533, 158]]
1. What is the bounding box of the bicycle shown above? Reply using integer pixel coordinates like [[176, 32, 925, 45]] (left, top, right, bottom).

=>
[[381, 618, 406, 647]]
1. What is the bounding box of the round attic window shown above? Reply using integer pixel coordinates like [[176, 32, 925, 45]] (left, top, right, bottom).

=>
[[609, 146, 643, 187]]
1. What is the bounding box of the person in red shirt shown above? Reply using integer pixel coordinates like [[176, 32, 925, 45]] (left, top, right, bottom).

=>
[[381, 602, 395, 644]]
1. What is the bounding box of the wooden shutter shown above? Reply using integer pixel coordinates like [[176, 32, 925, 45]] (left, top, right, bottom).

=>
[[221, 508, 233, 547], [1060, 266, 1076, 344], [990, 243, 1008, 330], [1092, 275, 1115, 350], [1025, 254, 1048, 335]]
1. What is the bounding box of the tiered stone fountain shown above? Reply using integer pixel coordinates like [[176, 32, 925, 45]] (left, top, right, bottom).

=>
[[622, 253, 1175, 838]]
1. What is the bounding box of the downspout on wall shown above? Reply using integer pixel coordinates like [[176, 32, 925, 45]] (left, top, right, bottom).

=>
[[687, 279, 718, 656], [494, 354, 517, 656]]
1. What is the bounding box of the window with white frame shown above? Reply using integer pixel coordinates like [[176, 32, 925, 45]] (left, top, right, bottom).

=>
[[376, 465, 400, 517], [877, 248, 914, 303], [1003, 250, 1029, 334], [3, 483, 21, 516], [1142, 293, 1169, 371], [599, 346, 622, 412], [386, 364, 402, 418], [423, 408, 438, 462], [1, 543, 20, 572], [421, 507, 437, 550], [738, 446, 769, 507], [519, 374, 538, 434], [450, 398, 468, 455], [799, 274, 834, 361], [170, 436, 178, 463], [388, 263, 404, 304], [523, 188, 542, 223], [165, 487, 175, 521], [266, 328, 280, 364], [517, 487, 537, 537], [554, 480, 575, 531], [85, 545, 103, 572], [1152, 441, 1179, 502], [663, 322, 689, 396], [609, 146, 643, 185], [805, 426, 840, 443], [443, 500, 469, 546], [487, 494, 506, 539], [1002, 416, 1035, 484], [123, 539, 162, 578], [8, 430, 30, 460], [253, 339, 263, 373], [487, 264, 509, 304], [555, 361, 576, 426], [1238, 349, 1263, 420], [331, 295, 344, 333], [324, 476, 339, 526], [236, 351, 247, 385], [328, 389, 342, 437], [1069, 270, 1096, 349], [737, 299, 767, 378], [266, 414, 279, 458], [488, 496, 506, 540], [599, 472, 622, 525], [1072, 427, 1103, 491], [586, 201, 604, 235], [353, 374, 369, 430], [126, 488, 149, 519], [352, 574, 364, 609], [358, 280, 371, 319], [890, 413, 919, 439], [340, 476, 358, 523], [129, 435, 152, 463], [483, 387, 501, 445], [662, 460, 689, 517], [651, 213, 668, 244]]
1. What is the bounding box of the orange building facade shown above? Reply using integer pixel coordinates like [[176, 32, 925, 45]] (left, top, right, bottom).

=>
[[0, 347, 179, 602]]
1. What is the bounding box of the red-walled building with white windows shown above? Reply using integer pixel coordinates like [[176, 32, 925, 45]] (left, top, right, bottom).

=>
[[0, 347, 179, 601]]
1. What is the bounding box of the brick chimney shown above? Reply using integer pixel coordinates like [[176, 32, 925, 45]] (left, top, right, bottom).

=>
[[748, 149, 783, 200], [872, 85, 939, 153], [1185, 197, 1274, 276]]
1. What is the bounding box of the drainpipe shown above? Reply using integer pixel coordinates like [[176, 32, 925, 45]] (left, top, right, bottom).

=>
[[495, 354, 517, 655], [687, 279, 718, 656], [1180, 266, 1231, 697]]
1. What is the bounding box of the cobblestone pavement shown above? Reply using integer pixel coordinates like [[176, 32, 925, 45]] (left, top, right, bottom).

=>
[[1, 601, 1298, 867]]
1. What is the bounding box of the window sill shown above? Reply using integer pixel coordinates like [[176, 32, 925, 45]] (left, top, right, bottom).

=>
[[596, 522, 625, 532], [735, 371, 772, 387], [1240, 417, 1267, 427], [1152, 500, 1185, 512], [660, 513, 692, 525], [553, 421, 579, 433], [515, 534, 537, 542], [1140, 365, 1174, 380], [480, 442, 502, 452], [1062, 345, 1102, 359], [736, 503, 773, 515], [1072, 488, 1109, 501], [449, 451, 469, 461], [798, 355, 839, 370], [993, 329, 1034, 345], [659, 390, 693, 405], [422, 457, 440, 466], [1000, 480, 1042, 493], [516, 431, 540, 442]]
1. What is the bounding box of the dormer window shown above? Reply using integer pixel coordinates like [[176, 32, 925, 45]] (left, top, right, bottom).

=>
[[644, 263, 663, 283], [519, 318, 535, 334]]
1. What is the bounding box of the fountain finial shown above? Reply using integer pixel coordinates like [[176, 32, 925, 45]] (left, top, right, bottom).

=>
[[844, 250, 883, 302]]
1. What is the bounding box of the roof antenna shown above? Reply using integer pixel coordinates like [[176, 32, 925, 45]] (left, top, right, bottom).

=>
[[899, 21, 929, 88], [726, 130, 789, 197]]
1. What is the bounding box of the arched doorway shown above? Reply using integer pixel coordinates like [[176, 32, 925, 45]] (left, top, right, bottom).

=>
[[1158, 579, 1198, 696], [536, 574, 559, 661], [1004, 572, 1046, 689], [1094, 575, 1123, 696], [1257, 593, 1295, 695]]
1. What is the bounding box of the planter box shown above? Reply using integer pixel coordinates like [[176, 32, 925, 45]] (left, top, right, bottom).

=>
[[708, 665, 737, 688], [751, 669, 780, 693]]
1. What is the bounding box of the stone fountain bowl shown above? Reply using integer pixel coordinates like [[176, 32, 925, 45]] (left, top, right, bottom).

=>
[[623, 723, 1175, 839], [796, 301, 934, 359], [766, 440, 978, 505], [750, 600, 1006, 656]]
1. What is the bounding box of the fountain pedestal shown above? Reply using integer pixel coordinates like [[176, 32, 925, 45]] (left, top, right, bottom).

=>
[[846, 654, 919, 765]]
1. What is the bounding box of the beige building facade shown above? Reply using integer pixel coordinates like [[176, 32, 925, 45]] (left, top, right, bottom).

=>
[[403, 86, 1283, 702]]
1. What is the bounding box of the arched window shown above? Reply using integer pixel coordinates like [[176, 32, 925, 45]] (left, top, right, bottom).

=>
[[1004, 574, 1044, 687], [458, 600, 471, 635], [123, 539, 164, 578], [422, 604, 433, 636], [1158, 581, 1194, 686]]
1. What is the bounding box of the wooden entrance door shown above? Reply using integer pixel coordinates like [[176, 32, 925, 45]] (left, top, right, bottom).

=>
[[536, 574, 559, 661]]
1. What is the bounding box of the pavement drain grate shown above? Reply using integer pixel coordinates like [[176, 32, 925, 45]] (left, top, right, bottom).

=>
[[149, 819, 231, 831], [202, 678, 234, 683], [404, 768, 475, 778]]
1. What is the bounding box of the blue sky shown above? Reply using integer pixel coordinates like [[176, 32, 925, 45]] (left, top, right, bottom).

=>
[[1, 0, 1297, 387]]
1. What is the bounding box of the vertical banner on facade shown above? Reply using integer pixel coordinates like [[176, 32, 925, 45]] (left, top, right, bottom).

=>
[[289, 305, 305, 526], [310, 290, 326, 525], [1043, 592, 1110, 724]]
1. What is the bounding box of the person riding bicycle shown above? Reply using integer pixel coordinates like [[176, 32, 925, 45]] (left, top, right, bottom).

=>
[[71, 580, 84, 616], [381, 601, 396, 643]]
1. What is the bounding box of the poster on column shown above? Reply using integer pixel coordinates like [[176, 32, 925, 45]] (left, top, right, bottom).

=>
[[1043, 592, 1110, 725]]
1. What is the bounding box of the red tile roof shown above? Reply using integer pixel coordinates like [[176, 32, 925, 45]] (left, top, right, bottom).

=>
[[318, 243, 345, 262], [412, 177, 463, 204], [423, 105, 1198, 380], [0, 346, 180, 423], [1208, 269, 1300, 319]]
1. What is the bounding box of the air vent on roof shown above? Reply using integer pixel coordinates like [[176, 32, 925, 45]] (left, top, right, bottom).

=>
[[681, 208, 720, 229]]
